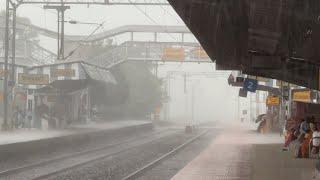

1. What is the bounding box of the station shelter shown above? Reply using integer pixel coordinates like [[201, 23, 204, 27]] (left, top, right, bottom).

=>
[[0, 61, 116, 129]]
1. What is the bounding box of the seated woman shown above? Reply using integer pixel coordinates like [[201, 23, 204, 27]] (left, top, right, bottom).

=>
[[311, 123, 320, 158], [300, 125, 313, 158], [283, 128, 296, 150]]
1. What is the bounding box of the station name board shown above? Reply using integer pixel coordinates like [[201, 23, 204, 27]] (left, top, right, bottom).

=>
[[18, 73, 49, 85], [293, 90, 311, 103], [51, 69, 75, 77]]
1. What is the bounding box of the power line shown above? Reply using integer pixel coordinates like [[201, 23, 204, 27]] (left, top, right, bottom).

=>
[[128, 0, 178, 42], [155, 0, 181, 24], [64, 21, 105, 60]]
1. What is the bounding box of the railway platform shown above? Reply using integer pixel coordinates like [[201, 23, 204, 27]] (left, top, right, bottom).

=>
[[0, 120, 152, 158], [171, 123, 317, 180], [0, 120, 152, 145]]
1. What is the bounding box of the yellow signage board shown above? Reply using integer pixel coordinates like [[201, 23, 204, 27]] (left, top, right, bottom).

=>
[[192, 48, 209, 59], [162, 48, 185, 61], [51, 69, 75, 77], [293, 90, 311, 103], [266, 96, 280, 106], [18, 73, 49, 85]]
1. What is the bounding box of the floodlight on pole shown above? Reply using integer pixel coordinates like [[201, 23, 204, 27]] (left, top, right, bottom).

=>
[[60, 20, 103, 26]]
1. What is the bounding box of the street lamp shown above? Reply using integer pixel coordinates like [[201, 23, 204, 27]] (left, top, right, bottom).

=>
[[64, 20, 103, 26]]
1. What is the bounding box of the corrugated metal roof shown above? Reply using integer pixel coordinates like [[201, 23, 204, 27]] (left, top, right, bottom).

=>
[[81, 64, 117, 84]]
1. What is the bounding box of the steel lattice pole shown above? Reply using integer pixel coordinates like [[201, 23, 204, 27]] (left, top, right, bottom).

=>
[[3, 0, 10, 130]]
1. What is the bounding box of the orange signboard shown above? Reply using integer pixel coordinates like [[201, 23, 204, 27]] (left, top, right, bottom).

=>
[[266, 96, 280, 106], [162, 48, 185, 61], [51, 69, 75, 77]]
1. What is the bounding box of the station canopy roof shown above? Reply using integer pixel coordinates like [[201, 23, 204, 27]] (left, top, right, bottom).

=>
[[81, 64, 117, 84], [167, 0, 320, 89]]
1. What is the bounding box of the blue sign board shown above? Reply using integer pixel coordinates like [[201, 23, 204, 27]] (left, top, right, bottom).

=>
[[243, 78, 258, 92]]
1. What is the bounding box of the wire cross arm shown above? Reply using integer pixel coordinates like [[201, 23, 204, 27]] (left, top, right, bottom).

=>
[[15, 0, 169, 5]]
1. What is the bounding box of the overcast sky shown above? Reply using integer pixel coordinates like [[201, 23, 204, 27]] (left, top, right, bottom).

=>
[[0, 1, 187, 51]]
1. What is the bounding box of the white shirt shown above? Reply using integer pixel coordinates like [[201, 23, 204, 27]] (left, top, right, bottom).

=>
[[313, 131, 320, 147]]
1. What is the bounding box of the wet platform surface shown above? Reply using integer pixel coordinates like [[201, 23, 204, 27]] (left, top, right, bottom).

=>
[[172, 123, 316, 180], [0, 120, 151, 145]]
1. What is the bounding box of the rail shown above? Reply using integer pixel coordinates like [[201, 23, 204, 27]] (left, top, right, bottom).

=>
[[122, 129, 209, 180], [0, 129, 173, 179]]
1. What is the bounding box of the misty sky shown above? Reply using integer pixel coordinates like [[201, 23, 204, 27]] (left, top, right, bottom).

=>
[[0, 1, 264, 123], [0, 1, 186, 52], [0, 1, 184, 35]]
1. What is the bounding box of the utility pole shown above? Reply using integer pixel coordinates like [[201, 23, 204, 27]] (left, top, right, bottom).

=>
[[44, 4, 70, 60], [9, 3, 18, 129], [238, 94, 240, 121], [191, 83, 195, 126], [250, 92, 252, 122], [256, 90, 259, 117], [11, 6, 17, 87]]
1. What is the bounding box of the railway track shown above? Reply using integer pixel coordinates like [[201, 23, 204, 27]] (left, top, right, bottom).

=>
[[122, 130, 209, 180], [0, 128, 175, 180]]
